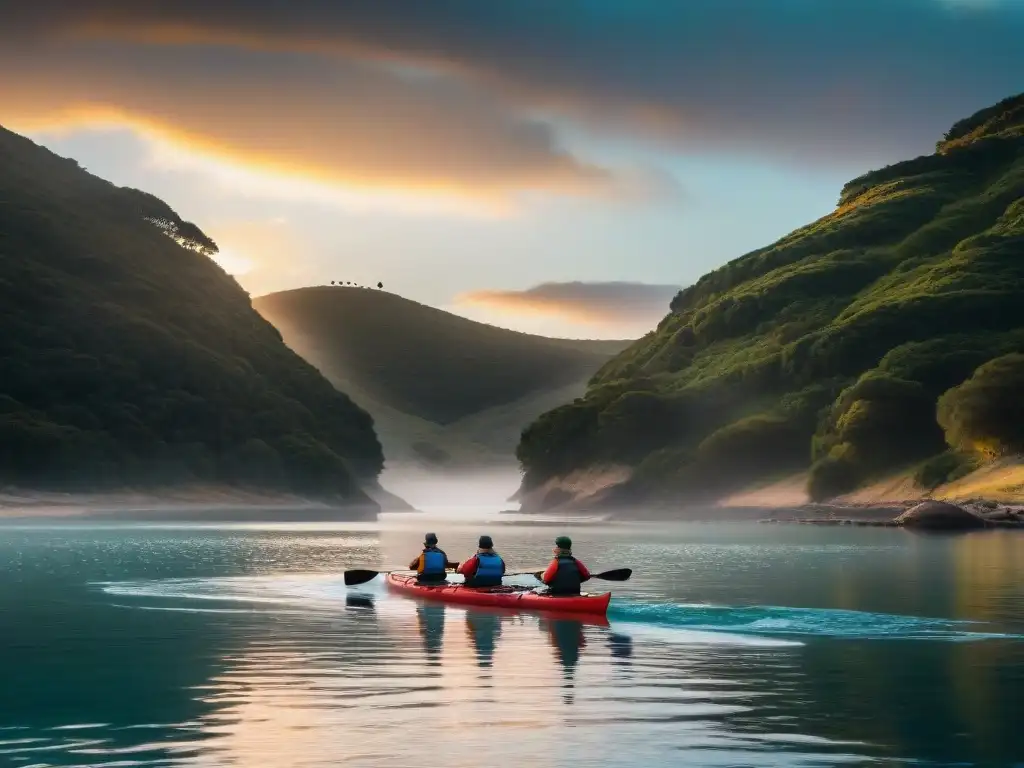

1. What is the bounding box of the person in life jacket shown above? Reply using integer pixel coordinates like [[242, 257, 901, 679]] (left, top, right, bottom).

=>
[[457, 535, 506, 588], [540, 536, 592, 596], [409, 533, 458, 584]]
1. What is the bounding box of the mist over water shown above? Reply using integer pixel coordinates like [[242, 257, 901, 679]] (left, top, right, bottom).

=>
[[379, 464, 524, 516], [2, 491, 1023, 766]]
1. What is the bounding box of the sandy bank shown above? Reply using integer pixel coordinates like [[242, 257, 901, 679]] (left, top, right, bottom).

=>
[[513, 457, 1024, 523]]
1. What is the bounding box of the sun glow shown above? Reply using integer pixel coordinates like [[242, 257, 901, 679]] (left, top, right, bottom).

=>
[[143, 133, 514, 219], [11, 107, 515, 219], [210, 248, 255, 276]]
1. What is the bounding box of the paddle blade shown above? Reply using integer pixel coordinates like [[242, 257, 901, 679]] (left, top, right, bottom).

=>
[[344, 569, 381, 586], [593, 568, 632, 581]]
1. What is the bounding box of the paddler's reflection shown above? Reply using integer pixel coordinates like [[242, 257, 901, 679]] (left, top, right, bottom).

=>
[[415, 604, 446, 665], [541, 618, 587, 705], [465, 609, 503, 671]]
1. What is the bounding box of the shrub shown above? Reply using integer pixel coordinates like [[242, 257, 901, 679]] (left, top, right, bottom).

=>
[[937, 353, 1024, 457], [695, 413, 809, 481], [807, 451, 865, 502], [913, 451, 981, 490]]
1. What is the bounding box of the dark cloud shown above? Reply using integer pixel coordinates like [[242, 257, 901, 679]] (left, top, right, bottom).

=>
[[3, 0, 1023, 167], [457, 281, 680, 325]]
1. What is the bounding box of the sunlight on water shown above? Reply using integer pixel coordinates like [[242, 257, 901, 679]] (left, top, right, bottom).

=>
[[2, 522, 1023, 766], [85, 577, 864, 767]]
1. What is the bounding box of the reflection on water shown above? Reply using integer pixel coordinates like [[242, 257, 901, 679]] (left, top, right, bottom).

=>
[[607, 631, 634, 662], [2, 524, 1024, 766], [416, 603, 446, 663], [541, 617, 587, 704], [465, 609, 503, 670], [345, 593, 376, 611]]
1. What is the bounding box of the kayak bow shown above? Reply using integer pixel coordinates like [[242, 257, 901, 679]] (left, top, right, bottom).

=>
[[385, 572, 612, 616]]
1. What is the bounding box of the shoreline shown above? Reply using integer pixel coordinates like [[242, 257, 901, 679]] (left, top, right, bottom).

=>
[[752, 499, 1024, 528], [508, 496, 1024, 528], [0, 485, 386, 523]]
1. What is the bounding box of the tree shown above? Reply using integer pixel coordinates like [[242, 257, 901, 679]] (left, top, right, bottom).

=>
[[377, 281, 383, 289], [937, 353, 1024, 458]]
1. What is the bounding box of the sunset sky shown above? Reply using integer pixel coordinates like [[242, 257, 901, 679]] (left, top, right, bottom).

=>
[[2, 0, 1022, 338]]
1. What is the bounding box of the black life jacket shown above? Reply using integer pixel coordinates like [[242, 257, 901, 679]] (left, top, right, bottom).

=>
[[548, 554, 583, 595]]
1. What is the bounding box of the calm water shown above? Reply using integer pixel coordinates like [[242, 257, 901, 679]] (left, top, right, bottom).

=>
[[2, 517, 1024, 767]]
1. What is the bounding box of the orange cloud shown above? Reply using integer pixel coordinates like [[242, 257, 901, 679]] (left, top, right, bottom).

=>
[[457, 281, 679, 326], [0, 44, 617, 209]]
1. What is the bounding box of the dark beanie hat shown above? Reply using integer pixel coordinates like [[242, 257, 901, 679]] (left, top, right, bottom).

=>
[[425, 532, 438, 544], [478, 535, 494, 549], [555, 535, 572, 549]]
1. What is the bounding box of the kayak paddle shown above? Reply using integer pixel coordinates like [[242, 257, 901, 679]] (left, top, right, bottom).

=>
[[344, 566, 632, 587], [519, 567, 633, 582], [344, 569, 387, 586], [344, 566, 460, 587]]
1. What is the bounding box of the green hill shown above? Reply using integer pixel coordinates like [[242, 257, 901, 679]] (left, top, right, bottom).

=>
[[516, 92, 1024, 510], [0, 126, 384, 504], [253, 287, 631, 467]]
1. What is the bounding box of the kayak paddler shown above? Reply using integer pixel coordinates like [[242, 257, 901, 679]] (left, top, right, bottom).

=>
[[540, 536, 592, 596], [409, 533, 458, 584], [457, 535, 506, 588]]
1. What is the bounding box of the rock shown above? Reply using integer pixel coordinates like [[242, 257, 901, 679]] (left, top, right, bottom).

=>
[[895, 500, 986, 530], [979, 509, 1021, 522], [986, 512, 1013, 522]]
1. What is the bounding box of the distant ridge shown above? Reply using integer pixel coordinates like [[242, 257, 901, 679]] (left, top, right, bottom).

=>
[[253, 286, 632, 467]]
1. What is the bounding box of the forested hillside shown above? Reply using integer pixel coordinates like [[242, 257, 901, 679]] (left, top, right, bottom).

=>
[[516, 93, 1024, 508], [0, 126, 383, 502]]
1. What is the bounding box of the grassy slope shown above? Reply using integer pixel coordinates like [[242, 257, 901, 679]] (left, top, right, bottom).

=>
[[0, 126, 383, 503], [253, 287, 631, 466], [516, 93, 1024, 508]]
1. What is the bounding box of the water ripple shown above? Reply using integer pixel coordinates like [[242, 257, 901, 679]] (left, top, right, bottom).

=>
[[608, 601, 1024, 641], [7, 524, 1024, 766]]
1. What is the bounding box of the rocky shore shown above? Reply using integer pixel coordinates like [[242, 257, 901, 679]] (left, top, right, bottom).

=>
[[758, 499, 1024, 531]]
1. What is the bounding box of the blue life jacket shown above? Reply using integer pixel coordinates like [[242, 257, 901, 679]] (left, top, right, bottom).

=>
[[471, 551, 504, 586], [420, 547, 447, 576]]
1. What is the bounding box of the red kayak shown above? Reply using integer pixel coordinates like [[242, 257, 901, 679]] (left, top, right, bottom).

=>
[[385, 572, 612, 616]]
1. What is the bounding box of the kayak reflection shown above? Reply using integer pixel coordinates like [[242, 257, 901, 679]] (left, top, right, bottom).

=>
[[404, 600, 615, 701]]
